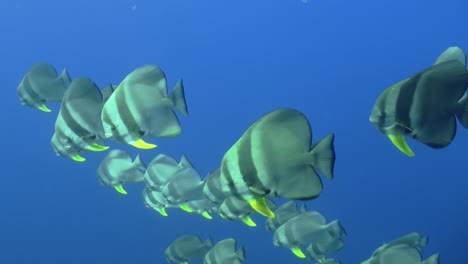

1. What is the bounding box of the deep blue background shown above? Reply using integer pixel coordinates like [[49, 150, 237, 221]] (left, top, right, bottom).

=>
[[1, 0, 467, 263]]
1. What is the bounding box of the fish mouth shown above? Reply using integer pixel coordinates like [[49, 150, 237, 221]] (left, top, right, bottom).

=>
[[369, 115, 378, 123]]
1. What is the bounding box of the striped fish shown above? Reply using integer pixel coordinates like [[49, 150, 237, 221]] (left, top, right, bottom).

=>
[[218, 195, 266, 227], [165, 235, 213, 264], [144, 154, 193, 191], [185, 198, 219, 220], [370, 46, 468, 156], [203, 239, 245, 264], [305, 239, 344, 263], [202, 168, 228, 205], [273, 211, 346, 259], [50, 132, 84, 161], [52, 78, 109, 162], [161, 165, 205, 208], [97, 149, 147, 194], [220, 108, 335, 218], [265, 201, 307, 232], [17, 62, 71, 112], [101, 65, 188, 149], [361, 233, 439, 264], [142, 186, 176, 216]]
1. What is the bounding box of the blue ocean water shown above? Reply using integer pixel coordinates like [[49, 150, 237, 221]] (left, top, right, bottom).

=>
[[1, 0, 467, 263]]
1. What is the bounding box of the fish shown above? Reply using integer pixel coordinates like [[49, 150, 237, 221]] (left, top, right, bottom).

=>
[[185, 198, 219, 220], [96, 149, 147, 194], [305, 239, 345, 262], [142, 186, 177, 216], [50, 132, 86, 162], [220, 108, 335, 218], [101, 65, 188, 149], [273, 211, 346, 258], [265, 201, 307, 232], [361, 232, 440, 264], [17, 62, 71, 112], [363, 232, 429, 262], [202, 168, 228, 205], [218, 196, 260, 227], [161, 164, 205, 209], [165, 235, 213, 264], [370, 46, 468, 156], [144, 154, 193, 191], [203, 238, 245, 264], [51, 78, 109, 162]]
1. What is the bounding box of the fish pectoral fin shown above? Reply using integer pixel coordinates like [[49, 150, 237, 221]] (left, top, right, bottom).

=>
[[179, 204, 193, 213], [130, 139, 157, 149], [157, 208, 168, 216], [38, 104, 51, 112], [291, 247, 306, 258], [201, 211, 213, 220], [86, 143, 110, 152], [114, 185, 128, 195], [242, 216, 257, 227], [71, 155, 86, 162], [248, 198, 275, 218], [388, 134, 415, 157]]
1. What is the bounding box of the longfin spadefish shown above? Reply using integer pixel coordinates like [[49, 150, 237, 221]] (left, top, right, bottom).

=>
[[248, 198, 275, 218], [130, 139, 157, 149], [38, 104, 52, 112], [388, 134, 415, 157], [114, 185, 128, 195]]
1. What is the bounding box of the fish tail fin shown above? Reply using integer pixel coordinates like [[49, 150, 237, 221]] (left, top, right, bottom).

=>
[[169, 79, 188, 116], [422, 253, 440, 264], [327, 220, 347, 238], [204, 236, 214, 249], [133, 154, 147, 171], [456, 95, 468, 128], [419, 235, 429, 249], [308, 133, 336, 180], [299, 203, 308, 213], [59, 68, 72, 86], [237, 246, 246, 261]]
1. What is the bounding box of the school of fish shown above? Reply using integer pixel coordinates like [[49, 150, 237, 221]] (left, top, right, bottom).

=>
[[16, 46, 467, 264]]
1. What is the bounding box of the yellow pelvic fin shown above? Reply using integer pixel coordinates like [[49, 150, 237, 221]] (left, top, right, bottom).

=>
[[248, 198, 275, 218], [38, 104, 51, 112], [157, 208, 168, 216], [71, 155, 86, 162], [130, 139, 157, 149], [388, 134, 415, 157], [86, 144, 109, 152], [114, 185, 128, 195], [179, 204, 193, 213], [291, 248, 306, 258], [201, 211, 213, 219], [242, 216, 257, 227]]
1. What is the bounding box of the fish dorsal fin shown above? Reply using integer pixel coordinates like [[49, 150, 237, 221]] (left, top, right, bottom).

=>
[[433, 46, 467, 66], [133, 154, 147, 171], [64, 78, 103, 104], [179, 154, 194, 168]]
